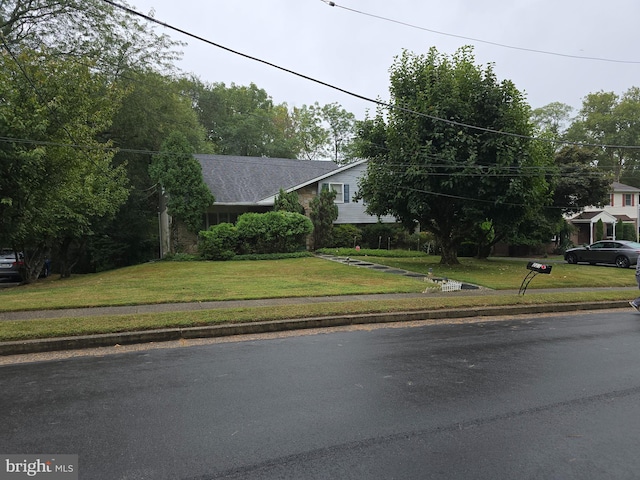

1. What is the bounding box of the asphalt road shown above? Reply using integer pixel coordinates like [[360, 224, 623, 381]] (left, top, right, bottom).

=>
[[2, 310, 640, 479]]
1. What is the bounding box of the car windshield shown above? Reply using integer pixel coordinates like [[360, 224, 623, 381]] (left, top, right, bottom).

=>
[[622, 241, 640, 249]]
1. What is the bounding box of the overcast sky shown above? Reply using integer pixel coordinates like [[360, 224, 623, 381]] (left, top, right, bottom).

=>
[[130, 0, 640, 121]]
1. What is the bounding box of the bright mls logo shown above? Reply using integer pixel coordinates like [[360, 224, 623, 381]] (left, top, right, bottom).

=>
[[0, 455, 77, 479]]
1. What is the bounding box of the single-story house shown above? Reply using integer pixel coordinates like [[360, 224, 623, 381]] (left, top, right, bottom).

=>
[[158, 155, 396, 255], [566, 181, 640, 244]]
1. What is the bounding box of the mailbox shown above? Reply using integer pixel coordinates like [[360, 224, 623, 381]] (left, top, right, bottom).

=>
[[520, 262, 552, 294], [526, 262, 552, 274]]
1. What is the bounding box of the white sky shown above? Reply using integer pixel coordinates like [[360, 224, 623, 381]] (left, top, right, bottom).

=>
[[129, 0, 640, 121]]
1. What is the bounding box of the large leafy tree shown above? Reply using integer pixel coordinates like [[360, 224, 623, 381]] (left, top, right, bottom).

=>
[[183, 79, 299, 158], [531, 102, 573, 137], [566, 88, 640, 183], [149, 131, 214, 253], [0, 50, 129, 281], [321, 102, 357, 164], [356, 46, 551, 264], [91, 71, 211, 269], [291, 103, 328, 160], [0, 0, 182, 77]]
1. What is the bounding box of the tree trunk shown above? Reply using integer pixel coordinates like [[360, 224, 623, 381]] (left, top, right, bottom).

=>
[[439, 242, 460, 265]]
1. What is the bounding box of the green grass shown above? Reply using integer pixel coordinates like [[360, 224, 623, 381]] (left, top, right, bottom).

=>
[[359, 255, 635, 290], [0, 290, 633, 342], [0, 257, 426, 312], [0, 254, 636, 342]]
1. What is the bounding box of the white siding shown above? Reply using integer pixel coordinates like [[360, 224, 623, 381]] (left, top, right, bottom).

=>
[[318, 162, 396, 224]]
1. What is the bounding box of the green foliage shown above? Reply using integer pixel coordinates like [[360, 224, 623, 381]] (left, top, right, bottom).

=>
[[182, 79, 299, 158], [617, 221, 637, 241], [274, 189, 305, 214], [331, 224, 363, 248], [0, 50, 129, 281], [198, 223, 239, 261], [309, 188, 338, 249], [236, 211, 313, 254], [356, 46, 549, 265], [100, 71, 212, 268], [321, 103, 357, 164], [595, 219, 604, 241], [566, 88, 640, 183], [0, 0, 183, 77], [552, 146, 612, 214], [149, 131, 215, 237], [360, 223, 409, 249], [531, 102, 573, 136]]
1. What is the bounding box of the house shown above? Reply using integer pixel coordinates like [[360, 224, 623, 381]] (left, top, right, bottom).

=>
[[567, 181, 640, 244], [158, 155, 396, 255], [196, 154, 395, 228]]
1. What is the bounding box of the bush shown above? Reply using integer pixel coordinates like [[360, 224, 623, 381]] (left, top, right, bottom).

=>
[[331, 224, 362, 248], [360, 223, 411, 249], [236, 211, 313, 254], [198, 223, 239, 260]]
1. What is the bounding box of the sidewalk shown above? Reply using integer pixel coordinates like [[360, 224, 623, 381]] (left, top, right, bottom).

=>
[[0, 287, 635, 356]]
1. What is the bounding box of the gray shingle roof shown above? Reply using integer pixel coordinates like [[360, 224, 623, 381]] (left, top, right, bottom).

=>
[[195, 155, 340, 204]]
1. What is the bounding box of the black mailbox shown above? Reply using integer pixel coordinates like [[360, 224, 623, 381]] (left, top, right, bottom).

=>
[[526, 262, 552, 274], [520, 262, 552, 294]]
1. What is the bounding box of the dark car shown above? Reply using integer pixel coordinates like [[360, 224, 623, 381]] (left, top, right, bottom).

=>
[[564, 240, 640, 268], [0, 249, 23, 281], [0, 249, 50, 281]]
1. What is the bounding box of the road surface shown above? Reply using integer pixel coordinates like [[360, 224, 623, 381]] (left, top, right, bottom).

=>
[[2, 310, 640, 479]]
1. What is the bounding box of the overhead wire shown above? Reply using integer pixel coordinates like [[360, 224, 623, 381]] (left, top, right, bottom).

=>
[[320, 0, 640, 65], [99, 0, 640, 151]]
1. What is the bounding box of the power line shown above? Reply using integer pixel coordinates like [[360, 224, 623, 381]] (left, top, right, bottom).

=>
[[99, 0, 640, 151], [320, 0, 640, 65]]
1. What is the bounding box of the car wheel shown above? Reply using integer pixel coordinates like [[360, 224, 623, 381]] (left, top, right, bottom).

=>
[[615, 256, 630, 268], [565, 253, 577, 264]]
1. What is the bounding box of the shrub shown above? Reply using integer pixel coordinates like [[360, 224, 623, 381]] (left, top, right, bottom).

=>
[[236, 211, 313, 254], [198, 223, 239, 260], [331, 224, 362, 248], [361, 223, 410, 249]]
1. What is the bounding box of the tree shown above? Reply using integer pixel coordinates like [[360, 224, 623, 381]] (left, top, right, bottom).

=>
[[566, 88, 640, 183], [149, 131, 215, 253], [551, 146, 611, 215], [93, 71, 212, 269], [321, 103, 357, 164], [531, 102, 573, 136], [309, 188, 338, 249], [291, 103, 328, 160], [0, 50, 129, 280], [356, 47, 550, 264], [182, 79, 299, 158], [1, 0, 182, 78], [595, 219, 604, 241], [274, 189, 305, 215]]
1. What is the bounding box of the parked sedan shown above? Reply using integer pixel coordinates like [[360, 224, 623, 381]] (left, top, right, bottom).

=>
[[564, 240, 640, 268], [0, 249, 23, 281]]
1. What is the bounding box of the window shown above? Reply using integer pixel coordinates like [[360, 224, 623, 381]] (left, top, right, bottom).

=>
[[623, 193, 634, 207], [322, 183, 350, 203]]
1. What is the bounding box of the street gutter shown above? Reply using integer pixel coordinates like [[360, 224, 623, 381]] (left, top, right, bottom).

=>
[[0, 299, 628, 356]]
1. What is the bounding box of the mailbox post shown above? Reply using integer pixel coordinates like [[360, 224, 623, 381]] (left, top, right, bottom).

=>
[[519, 261, 552, 295]]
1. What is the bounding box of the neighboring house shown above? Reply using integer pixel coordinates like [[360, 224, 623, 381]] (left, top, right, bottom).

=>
[[158, 155, 396, 254], [567, 181, 640, 244]]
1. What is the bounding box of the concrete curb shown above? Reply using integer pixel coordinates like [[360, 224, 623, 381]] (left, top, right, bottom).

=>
[[0, 300, 627, 356]]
